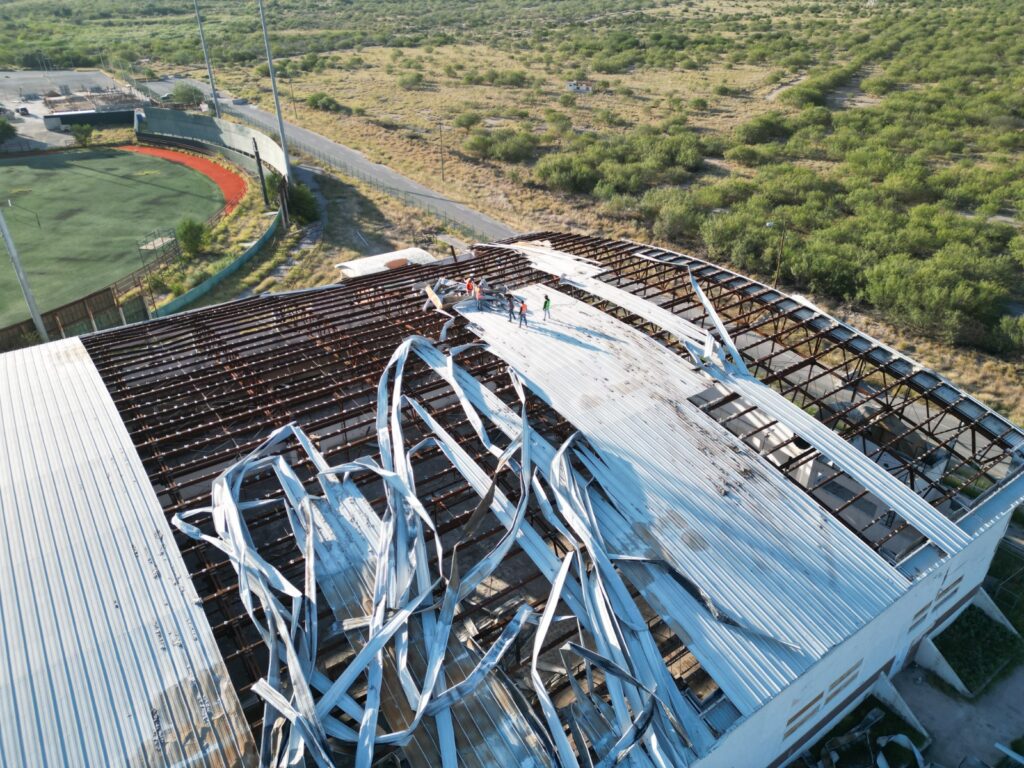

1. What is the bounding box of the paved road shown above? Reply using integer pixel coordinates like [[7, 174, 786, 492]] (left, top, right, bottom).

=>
[[143, 76, 518, 242]]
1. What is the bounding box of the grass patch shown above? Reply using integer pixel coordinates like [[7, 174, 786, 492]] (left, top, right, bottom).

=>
[[988, 544, 1024, 634], [0, 148, 224, 324], [805, 695, 927, 767], [933, 605, 1024, 694]]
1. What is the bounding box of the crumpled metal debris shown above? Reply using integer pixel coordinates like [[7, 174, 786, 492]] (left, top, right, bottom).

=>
[[173, 335, 715, 768]]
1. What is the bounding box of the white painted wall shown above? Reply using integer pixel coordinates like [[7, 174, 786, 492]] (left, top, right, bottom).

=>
[[692, 498, 1013, 767]]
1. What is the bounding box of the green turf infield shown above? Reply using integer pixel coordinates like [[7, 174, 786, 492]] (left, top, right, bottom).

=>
[[0, 148, 224, 325]]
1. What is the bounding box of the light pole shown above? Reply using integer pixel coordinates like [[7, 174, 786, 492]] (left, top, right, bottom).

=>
[[765, 219, 786, 288], [256, 0, 292, 181], [438, 122, 446, 183], [0, 206, 48, 342], [193, 0, 221, 117]]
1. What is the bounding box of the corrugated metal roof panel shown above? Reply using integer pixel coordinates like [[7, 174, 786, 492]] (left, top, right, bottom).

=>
[[0, 338, 255, 767], [457, 286, 908, 711]]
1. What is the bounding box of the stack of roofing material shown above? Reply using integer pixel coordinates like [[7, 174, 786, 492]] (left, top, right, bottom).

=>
[[175, 423, 554, 768], [0, 338, 256, 767], [509, 242, 974, 558]]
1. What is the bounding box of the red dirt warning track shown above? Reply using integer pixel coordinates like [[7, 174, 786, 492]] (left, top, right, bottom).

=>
[[116, 144, 248, 214]]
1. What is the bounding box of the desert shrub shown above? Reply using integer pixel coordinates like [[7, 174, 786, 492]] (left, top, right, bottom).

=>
[[484, 68, 532, 87], [288, 182, 319, 224], [725, 144, 784, 166], [398, 72, 424, 90], [536, 118, 702, 196], [306, 92, 350, 114], [453, 110, 482, 132], [176, 218, 206, 259], [734, 112, 792, 145], [544, 109, 572, 136], [862, 245, 1014, 342], [463, 128, 538, 163], [535, 153, 601, 193]]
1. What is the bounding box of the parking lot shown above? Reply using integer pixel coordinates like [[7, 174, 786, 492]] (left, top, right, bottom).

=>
[[0, 70, 119, 151]]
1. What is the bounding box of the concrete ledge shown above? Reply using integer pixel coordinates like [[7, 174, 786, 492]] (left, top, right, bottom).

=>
[[913, 636, 972, 696], [972, 588, 1020, 636], [871, 675, 932, 746]]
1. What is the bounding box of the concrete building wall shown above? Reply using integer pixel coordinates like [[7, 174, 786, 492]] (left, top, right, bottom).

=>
[[694, 497, 1014, 768]]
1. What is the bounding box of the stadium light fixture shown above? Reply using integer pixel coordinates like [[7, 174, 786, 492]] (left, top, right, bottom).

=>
[[0, 204, 48, 342], [256, 0, 292, 181], [192, 0, 221, 118]]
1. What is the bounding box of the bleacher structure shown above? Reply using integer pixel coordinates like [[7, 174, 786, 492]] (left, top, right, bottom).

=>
[[1, 232, 1021, 767]]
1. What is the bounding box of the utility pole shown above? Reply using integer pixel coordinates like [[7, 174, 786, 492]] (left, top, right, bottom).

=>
[[0, 207, 48, 342], [766, 219, 786, 288], [256, 0, 292, 181], [438, 122, 446, 183], [287, 73, 298, 119], [193, 0, 221, 117]]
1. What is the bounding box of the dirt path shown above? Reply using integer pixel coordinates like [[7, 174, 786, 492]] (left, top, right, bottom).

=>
[[893, 664, 1024, 765], [765, 74, 808, 101]]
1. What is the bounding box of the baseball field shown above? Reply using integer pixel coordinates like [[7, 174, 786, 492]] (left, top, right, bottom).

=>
[[0, 147, 230, 325]]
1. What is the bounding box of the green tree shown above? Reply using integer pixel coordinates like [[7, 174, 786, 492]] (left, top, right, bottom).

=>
[[176, 218, 206, 259], [70, 123, 93, 147], [454, 110, 482, 133], [0, 117, 15, 143], [170, 83, 204, 106]]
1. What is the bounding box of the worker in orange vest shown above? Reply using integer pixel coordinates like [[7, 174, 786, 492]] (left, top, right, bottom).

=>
[[518, 299, 528, 328]]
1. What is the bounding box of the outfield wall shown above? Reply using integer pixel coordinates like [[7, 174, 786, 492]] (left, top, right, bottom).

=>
[[133, 108, 289, 317], [136, 107, 289, 180]]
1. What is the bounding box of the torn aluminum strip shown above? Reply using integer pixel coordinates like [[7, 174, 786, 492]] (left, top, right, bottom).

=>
[[175, 335, 717, 767]]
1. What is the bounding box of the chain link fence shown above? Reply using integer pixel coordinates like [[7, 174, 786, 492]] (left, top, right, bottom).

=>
[[219, 104, 503, 244], [0, 288, 148, 352]]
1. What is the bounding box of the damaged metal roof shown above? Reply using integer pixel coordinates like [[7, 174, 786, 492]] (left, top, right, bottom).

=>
[[60, 231, 1024, 767], [455, 282, 906, 712]]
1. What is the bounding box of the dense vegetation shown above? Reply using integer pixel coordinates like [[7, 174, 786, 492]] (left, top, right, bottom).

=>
[[934, 605, 1024, 693], [3, 0, 1023, 354], [627, 2, 1024, 352]]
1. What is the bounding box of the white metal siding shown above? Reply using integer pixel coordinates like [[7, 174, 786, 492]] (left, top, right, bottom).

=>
[[0, 338, 255, 767]]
